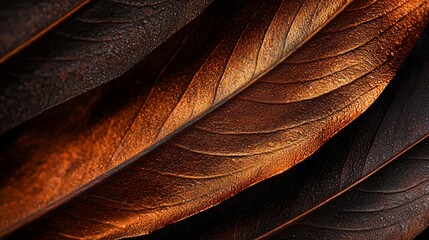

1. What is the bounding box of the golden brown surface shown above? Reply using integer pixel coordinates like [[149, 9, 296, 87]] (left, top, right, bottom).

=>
[[2, 0, 428, 238], [0, 0, 350, 235]]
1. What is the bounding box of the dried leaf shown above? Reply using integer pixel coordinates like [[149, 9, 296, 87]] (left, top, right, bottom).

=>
[[141, 139, 429, 240], [0, 0, 90, 62], [260, 141, 429, 239], [0, 0, 351, 236], [3, 0, 428, 239], [140, 25, 429, 239], [0, 0, 213, 134], [262, 140, 429, 239]]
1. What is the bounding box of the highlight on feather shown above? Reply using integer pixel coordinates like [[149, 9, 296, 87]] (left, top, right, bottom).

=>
[[0, 0, 428, 239]]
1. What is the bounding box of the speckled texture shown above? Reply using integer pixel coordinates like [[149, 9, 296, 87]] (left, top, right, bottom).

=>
[[2, 0, 428, 239], [265, 140, 429, 240], [0, 0, 214, 134], [135, 33, 429, 240], [0, 0, 88, 60], [0, 0, 351, 237]]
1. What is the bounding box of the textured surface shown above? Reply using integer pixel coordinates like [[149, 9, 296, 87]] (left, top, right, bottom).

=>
[[0, 0, 213, 134], [3, 0, 429, 239], [141, 139, 429, 240], [0, 0, 351, 236], [260, 25, 429, 237], [265, 140, 429, 239], [0, 0, 89, 62], [140, 25, 429, 238]]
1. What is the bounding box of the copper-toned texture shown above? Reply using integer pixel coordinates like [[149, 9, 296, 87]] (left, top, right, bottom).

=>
[[0, 0, 214, 134], [2, 0, 428, 239], [0, 0, 90, 63], [140, 24, 429, 239], [0, 0, 351, 236]]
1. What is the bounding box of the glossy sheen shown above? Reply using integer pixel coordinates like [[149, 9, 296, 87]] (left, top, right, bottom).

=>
[[4, 0, 429, 239], [0, 0, 89, 62], [139, 26, 429, 238], [0, 0, 350, 236], [0, 0, 213, 134]]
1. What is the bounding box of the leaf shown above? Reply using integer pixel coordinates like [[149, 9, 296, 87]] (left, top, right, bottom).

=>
[[0, 0, 91, 63], [263, 140, 429, 239], [141, 139, 429, 240], [0, 0, 352, 236], [138, 24, 429, 239], [3, 0, 429, 239], [0, 0, 214, 134]]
